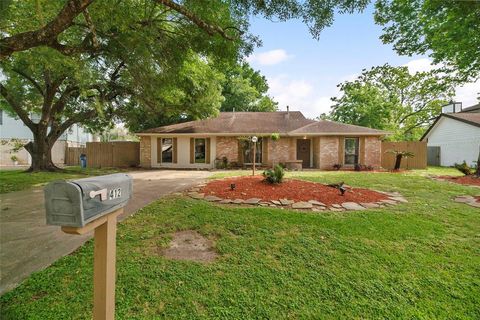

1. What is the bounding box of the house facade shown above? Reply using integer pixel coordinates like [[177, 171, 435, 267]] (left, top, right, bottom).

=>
[[137, 111, 387, 170], [0, 109, 92, 166], [421, 103, 480, 167]]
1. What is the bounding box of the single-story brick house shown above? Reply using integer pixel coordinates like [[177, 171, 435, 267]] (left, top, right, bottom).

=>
[[136, 111, 387, 170]]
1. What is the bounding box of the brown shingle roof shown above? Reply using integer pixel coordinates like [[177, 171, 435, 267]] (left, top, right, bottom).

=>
[[138, 111, 388, 136], [289, 120, 387, 135], [460, 103, 480, 113], [445, 112, 480, 126], [140, 112, 315, 134]]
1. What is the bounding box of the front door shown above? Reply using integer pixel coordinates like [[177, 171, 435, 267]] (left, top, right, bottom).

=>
[[296, 139, 311, 168]]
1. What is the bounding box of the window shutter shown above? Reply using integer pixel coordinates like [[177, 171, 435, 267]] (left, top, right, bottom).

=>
[[205, 138, 211, 164], [338, 137, 345, 165], [262, 137, 269, 165], [359, 137, 365, 165], [173, 138, 178, 163], [237, 139, 244, 165], [190, 138, 194, 164], [157, 138, 162, 164]]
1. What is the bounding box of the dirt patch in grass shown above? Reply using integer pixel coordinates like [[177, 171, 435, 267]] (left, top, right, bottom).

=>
[[437, 175, 480, 186], [202, 176, 389, 206], [161, 230, 217, 263]]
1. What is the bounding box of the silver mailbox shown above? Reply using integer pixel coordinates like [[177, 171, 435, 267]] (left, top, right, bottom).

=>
[[45, 173, 133, 227]]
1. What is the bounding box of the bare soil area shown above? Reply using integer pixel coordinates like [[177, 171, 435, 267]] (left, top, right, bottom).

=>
[[162, 230, 217, 263]]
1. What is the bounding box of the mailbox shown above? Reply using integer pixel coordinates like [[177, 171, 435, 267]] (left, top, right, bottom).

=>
[[45, 173, 133, 227]]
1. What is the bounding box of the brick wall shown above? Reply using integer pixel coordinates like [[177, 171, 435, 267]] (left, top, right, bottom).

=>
[[268, 137, 292, 165], [215, 136, 238, 163], [139, 136, 151, 168], [364, 136, 382, 168], [319, 136, 339, 169]]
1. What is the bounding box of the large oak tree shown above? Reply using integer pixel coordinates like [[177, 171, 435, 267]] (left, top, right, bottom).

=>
[[0, 0, 369, 171]]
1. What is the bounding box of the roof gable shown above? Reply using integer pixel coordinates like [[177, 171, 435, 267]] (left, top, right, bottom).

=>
[[421, 113, 480, 141]]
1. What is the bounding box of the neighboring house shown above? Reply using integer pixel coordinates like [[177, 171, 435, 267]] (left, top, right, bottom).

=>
[[421, 103, 480, 167], [0, 109, 92, 166], [136, 110, 387, 170]]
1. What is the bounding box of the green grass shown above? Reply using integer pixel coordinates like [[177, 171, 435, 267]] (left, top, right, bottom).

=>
[[1, 171, 479, 319], [0, 166, 122, 194]]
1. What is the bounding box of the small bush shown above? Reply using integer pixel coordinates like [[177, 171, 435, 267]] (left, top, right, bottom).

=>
[[354, 164, 374, 171], [454, 161, 473, 176], [263, 164, 285, 184], [270, 133, 280, 141], [215, 157, 229, 169], [333, 163, 342, 171]]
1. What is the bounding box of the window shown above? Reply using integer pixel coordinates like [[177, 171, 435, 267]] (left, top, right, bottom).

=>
[[0, 109, 3, 125], [243, 138, 262, 164], [161, 138, 173, 163], [194, 138, 206, 163], [344, 138, 359, 165]]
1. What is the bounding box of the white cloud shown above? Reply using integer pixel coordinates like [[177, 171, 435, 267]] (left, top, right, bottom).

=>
[[246, 49, 292, 66], [455, 81, 480, 107], [267, 75, 337, 118], [403, 58, 435, 73]]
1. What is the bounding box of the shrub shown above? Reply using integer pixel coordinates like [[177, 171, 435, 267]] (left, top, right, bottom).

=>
[[263, 165, 285, 184], [454, 161, 473, 176], [215, 157, 229, 169], [354, 164, 375, 171], [270, 133, 280, 141], [333, 163, 342, 170]]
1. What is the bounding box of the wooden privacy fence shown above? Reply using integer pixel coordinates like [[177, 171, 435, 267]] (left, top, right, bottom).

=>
[[86, 142, 140, 168], [381, 141, 427, 169], [65, 147, 86, 166], [66, 142, 140, 167]]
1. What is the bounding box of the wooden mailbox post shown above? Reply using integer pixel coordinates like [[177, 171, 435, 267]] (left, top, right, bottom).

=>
[[62, 209, 122, 320]]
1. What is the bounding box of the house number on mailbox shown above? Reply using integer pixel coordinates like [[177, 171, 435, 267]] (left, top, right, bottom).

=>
[[109, 188, 122, 200]]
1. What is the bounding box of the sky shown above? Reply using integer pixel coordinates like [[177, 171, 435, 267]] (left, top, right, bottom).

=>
[[246, 5, 480, 119]]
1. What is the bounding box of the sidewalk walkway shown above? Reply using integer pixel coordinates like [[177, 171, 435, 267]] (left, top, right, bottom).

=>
[[0, 170, 211, 294]]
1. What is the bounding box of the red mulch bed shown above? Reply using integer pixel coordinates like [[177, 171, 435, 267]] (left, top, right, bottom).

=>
[[201, 176, 389, 206], [437, 175, 480, 186]]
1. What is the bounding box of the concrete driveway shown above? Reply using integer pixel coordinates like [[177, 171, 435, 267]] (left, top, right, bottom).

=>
[[0, 170, 211, 294]]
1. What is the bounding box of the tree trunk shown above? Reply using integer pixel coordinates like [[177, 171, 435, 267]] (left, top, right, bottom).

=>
[[394, 154, 402, 170], [24, 132, 59, 172]]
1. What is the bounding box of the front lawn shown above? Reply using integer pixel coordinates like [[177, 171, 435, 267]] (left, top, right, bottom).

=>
[[1, 171, 479, 319], [0, 166, 122, 194]]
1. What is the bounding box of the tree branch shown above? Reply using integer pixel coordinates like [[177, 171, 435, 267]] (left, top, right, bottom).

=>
[[51, 85, 79, 116], [154, 0, 235, 40], [0, 83, 36, 130], [48, 109, 96, 142], [0, 0, 95, 60], [11, 68, 45, 96]]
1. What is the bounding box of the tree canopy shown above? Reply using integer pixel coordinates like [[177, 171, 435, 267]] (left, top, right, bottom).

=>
[[220, 62, 277, 113], [325, 64, 455, 141], [375, 0, 480, 82]]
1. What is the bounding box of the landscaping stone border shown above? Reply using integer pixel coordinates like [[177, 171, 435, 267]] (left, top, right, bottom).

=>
[[186, 185, 407, 212], [453, 195, 480, 208], [428, 176, 480, 188]]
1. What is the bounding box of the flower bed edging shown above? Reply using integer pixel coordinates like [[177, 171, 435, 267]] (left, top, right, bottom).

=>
[[453, 195, 480, 208], [186, 190, 408, 212]]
